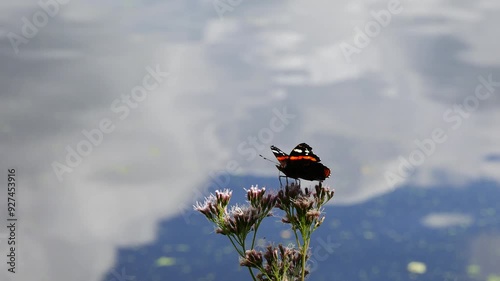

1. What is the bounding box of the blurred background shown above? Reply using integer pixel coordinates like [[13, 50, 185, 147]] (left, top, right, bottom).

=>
[[1, 0, 500, 280]]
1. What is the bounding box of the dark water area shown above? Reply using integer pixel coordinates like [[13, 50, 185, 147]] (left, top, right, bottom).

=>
[[104, 176, 500, 281]]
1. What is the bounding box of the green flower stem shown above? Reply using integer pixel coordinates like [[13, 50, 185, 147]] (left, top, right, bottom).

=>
[[228, 234, 257, 281], [241, 236, 258, 281], [300, 238, 310, 281], [250, 219, 263, 249], [227, 235, 245, 257], [293, 227, 301, 251], [247, 267, 257, 281]]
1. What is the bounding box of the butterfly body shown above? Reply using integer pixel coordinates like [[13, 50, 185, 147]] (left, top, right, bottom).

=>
[[270, 143, 331, 182]]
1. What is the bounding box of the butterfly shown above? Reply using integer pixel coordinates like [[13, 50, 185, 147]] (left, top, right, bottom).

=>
[[270, 143, 331, 183]]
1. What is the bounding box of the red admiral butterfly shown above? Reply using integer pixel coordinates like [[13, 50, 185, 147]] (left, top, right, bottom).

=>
[[270, 143, 331, 182]]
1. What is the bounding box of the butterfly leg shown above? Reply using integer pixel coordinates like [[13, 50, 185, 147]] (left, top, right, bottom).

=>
[[296, 178, 301, 186], [279, 175, 287, 188], [282, 176, 291, 188]]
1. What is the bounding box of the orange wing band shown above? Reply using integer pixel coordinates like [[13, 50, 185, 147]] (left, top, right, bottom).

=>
[[288, 156, 318, 161]]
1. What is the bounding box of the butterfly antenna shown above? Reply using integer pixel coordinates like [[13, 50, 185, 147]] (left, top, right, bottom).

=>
[[259, 154, 279, 165]]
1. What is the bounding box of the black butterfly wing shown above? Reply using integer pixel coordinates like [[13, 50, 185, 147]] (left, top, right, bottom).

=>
[[288, 143, 320, 162], [270, 145, 289, 166], [271, 143, 331, 181]]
